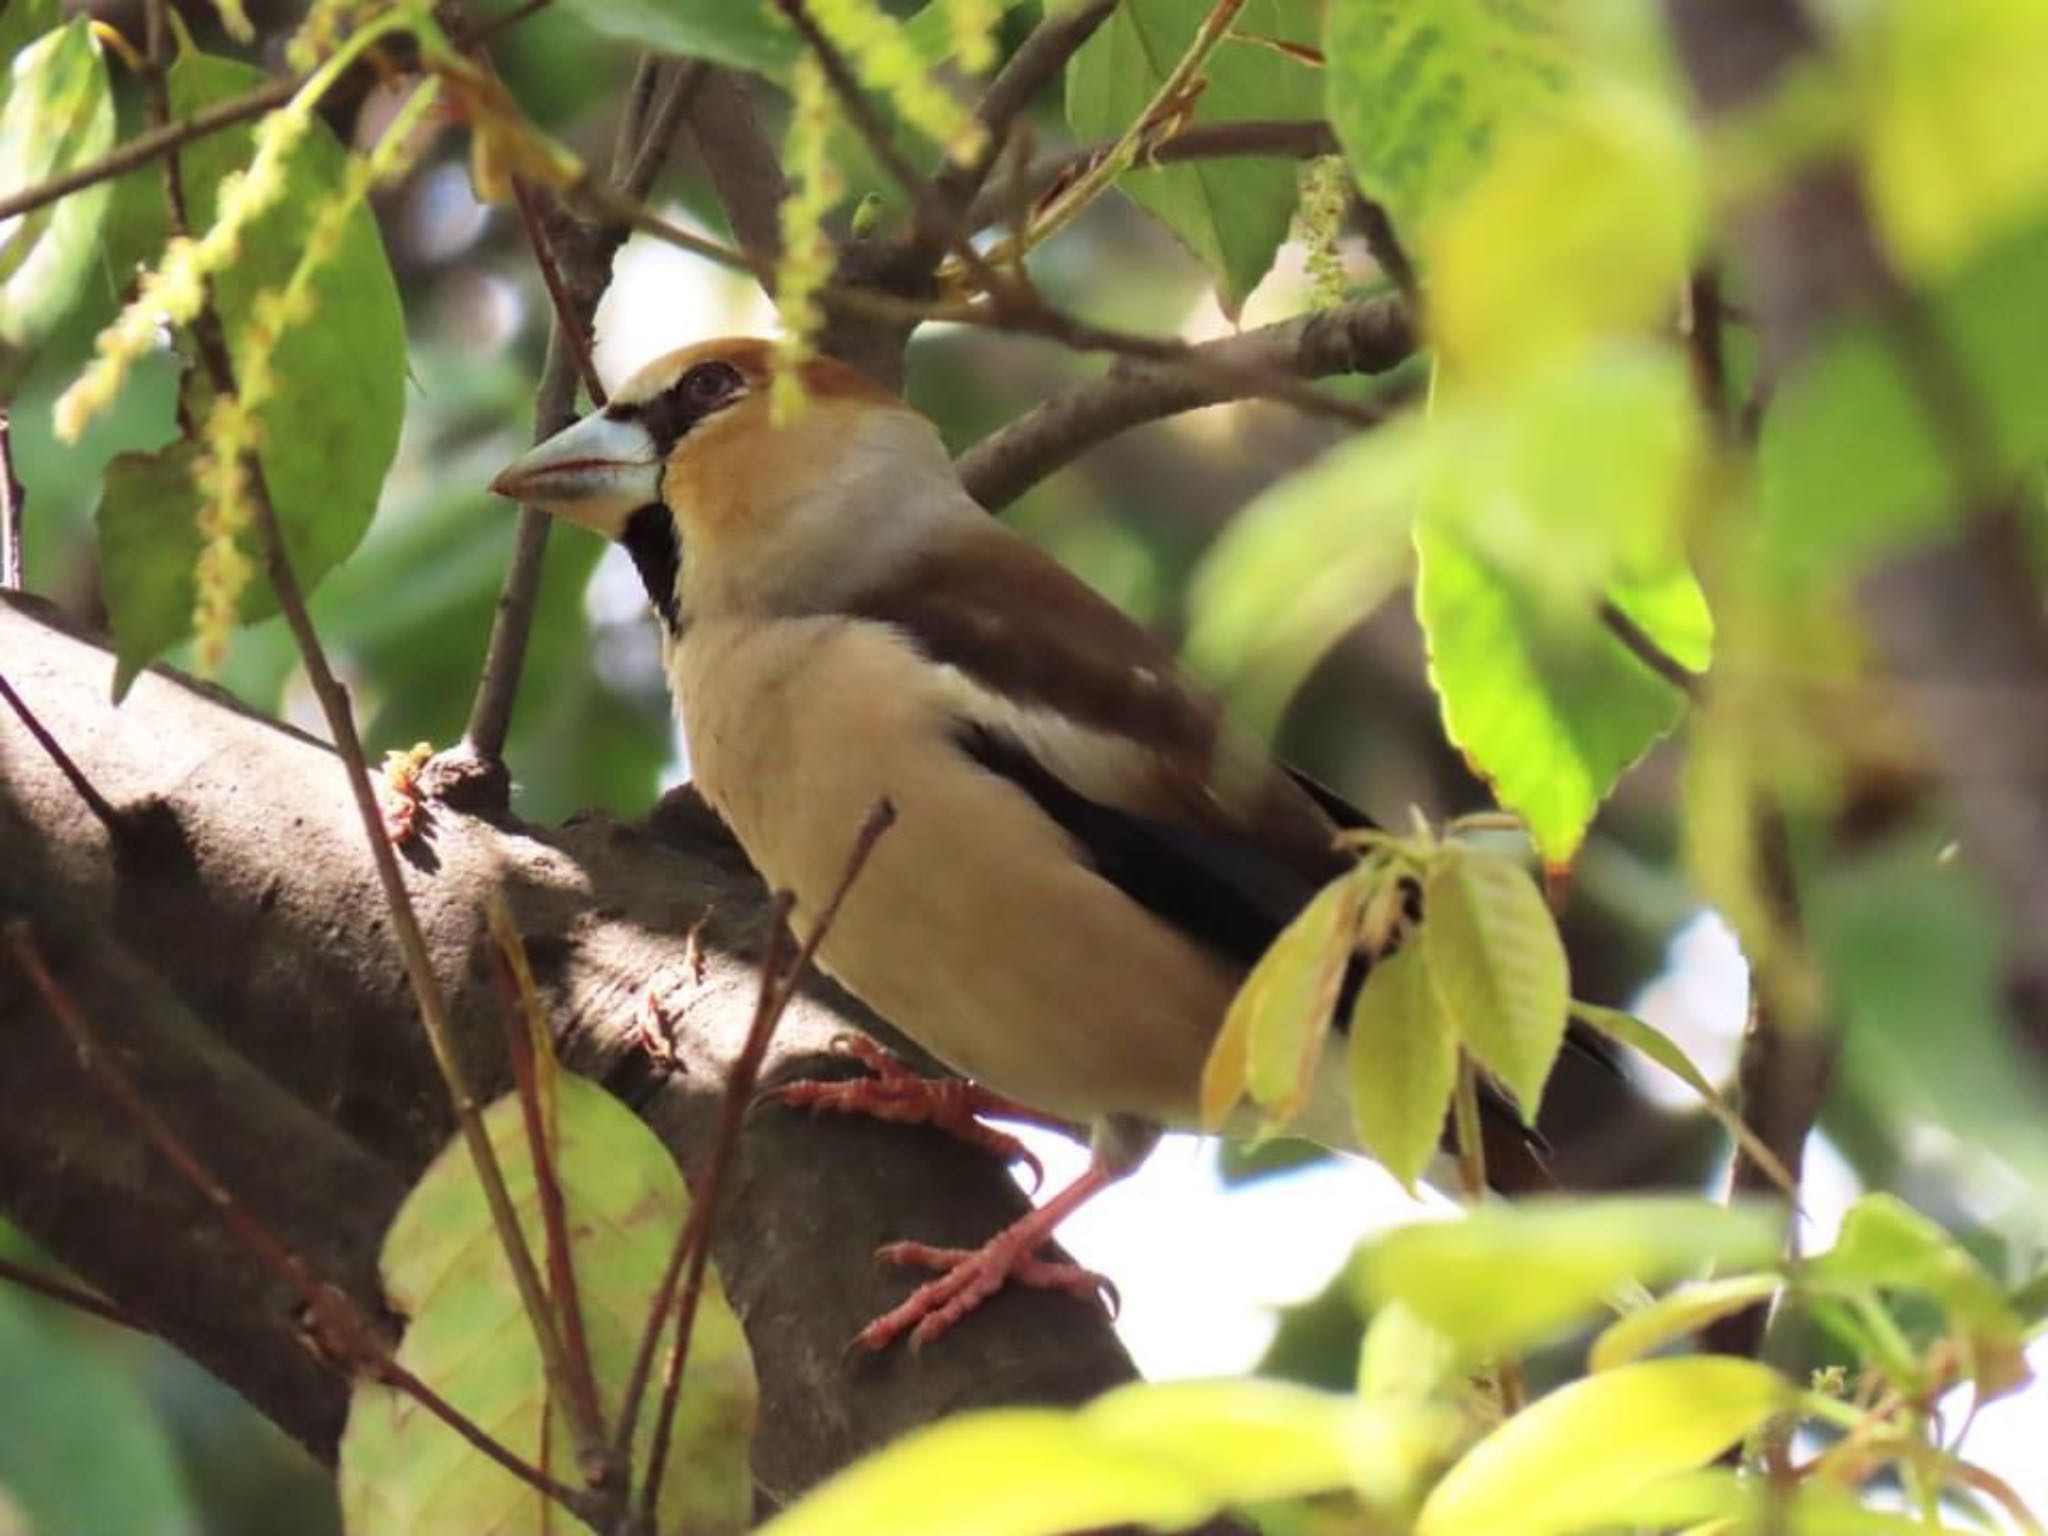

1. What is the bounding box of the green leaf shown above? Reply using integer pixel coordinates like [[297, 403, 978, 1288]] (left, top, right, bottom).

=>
[[1357, 1299, 1461, 1404], [1419, 845, 1568, 1116], [552, 0, 795, 73], [1416, 518, 1691, 864], [1415, 1358, 1786, 1536], [97, 446, 205, 695], [1186, 419, 1423, 736], [1569, 1002, 1799, 1199], [0, 18, 115, 388], [0, 1279, 198, 1536], [1430, 83, 1701, 379], [1845, 0, 2048, 278], [0, 0, 61, 61], [755, 1379, 1389, 1536], [93, 46, 406, 690], [1324, 0, 1575, 238], [1806, 1194, 2032, 1400], [1354, 1197, 1783, 1358], [1229, 867, 1366, 1126], [1588, 1275, 1783, 1372], [1347, 944, 1456, 1191], [1068, 0, 1322, 314], [338, 1074, 756, 1535], [1806, 828, 2048, 1197], [1757, 212, 2048, 593]]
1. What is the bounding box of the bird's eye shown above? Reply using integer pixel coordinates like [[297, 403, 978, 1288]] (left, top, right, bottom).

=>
[[680, 362, 743, 408]]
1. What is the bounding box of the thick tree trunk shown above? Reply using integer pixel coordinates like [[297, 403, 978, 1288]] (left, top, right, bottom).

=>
[[0, 593, 1138, 1509]]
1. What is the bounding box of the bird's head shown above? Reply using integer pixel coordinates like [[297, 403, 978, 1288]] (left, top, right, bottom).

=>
[[490, 337, 967, 627]]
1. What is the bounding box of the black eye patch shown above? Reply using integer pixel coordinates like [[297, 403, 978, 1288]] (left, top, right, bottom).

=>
[[608, 361, 747, 455]]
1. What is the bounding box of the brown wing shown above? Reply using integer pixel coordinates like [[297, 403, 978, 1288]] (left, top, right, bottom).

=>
[[851, 523, 1355, 968]]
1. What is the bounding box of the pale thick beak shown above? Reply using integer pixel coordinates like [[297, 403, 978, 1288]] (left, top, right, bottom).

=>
[[489, 411, 662, 538]]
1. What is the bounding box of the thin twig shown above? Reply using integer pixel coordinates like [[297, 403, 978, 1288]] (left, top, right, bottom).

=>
[[511, 180, 606, 403], [4, 923, 603, 1523], [621, 60, 707, 203], [487, 897, 606, 1476], [630, 800, 898, 1519], [966, 118, 1337, 229], [0, 1, 554, 228], [0, 1254, 150, 1334], [0, 672, 125, 835], [926, 0, 1122, 238], [1599, 599, 1704, 699], [974, 0, 1247, 273], [0, 407, 23, 589], [139, 0, 607, 1474]]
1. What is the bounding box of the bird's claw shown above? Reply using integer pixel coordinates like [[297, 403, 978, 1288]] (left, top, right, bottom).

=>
[[857, 1239, 1116, 1352], [757, 1038, 1047, 1190]]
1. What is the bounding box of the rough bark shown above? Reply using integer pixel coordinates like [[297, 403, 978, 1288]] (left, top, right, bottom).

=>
[[0, 593, 1138, 1509]]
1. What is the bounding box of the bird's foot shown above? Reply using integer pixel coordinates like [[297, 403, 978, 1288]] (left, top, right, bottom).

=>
[[857, 1228, 1116, 1353], [762, 1033, 1069, 1190]]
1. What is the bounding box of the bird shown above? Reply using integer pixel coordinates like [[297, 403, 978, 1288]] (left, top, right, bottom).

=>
[[491, 337, 1578, 1351]]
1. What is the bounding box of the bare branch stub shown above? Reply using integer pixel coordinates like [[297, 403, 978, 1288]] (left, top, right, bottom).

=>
[[1, 407, 23, 590], [0, 671, 126, 836]]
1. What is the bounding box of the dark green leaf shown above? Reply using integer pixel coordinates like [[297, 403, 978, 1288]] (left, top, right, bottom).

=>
[[1068, 0, 1322, 315], [94, 47, 407, 690], [552, 0, 794, 74]]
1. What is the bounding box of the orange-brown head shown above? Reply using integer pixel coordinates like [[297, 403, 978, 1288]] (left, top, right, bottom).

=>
[[490, 338, 959, 627]]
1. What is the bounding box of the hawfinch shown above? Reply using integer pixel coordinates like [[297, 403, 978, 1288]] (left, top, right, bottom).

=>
[[493, 339, 1558, 1350]]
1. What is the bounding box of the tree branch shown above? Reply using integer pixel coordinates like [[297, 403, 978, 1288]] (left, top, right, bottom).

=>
[[965, 118, 1337, 229], [684, 68, 790, 276], [0, 594, 1142, 1496], [956, 295, 1416, 510]]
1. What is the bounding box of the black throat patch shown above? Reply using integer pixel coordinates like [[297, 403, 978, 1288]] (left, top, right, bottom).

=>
[[621, 503, 682, 632]]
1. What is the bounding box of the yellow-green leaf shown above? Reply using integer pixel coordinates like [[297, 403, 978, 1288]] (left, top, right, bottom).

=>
[[1589, 1275, 1783, 1372], [1430, 83, 1702, 380], [1416, 1358, 1786, 1536], [1358, 1299, 1461, 1405], [1806, 1194, 2032, 1400], [1347, 944, 1456, 1191], [1324, 0, 1575, 238], [1186, 420, 1424, 738], [1420, 845, 1568, 1117], [1208, 867, 1364, 1129], [1846, 0, 2048, 278], [338, 1074, 756, 1535], [0, 18, 115, 387], [1354, 1197, 1783, 1359], [756, 1379, 1384, 1536]]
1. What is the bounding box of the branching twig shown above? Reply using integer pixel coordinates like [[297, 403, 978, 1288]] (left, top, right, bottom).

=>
[[965, 118, 1337, 229], [487, 897, 606, 1474], [0, 672, 125, 836], [628, 800, 898, 1519], [957, 295, 1416, 509], [925, 0, 1122, 239], [5, 922, 602, 1522], [0, 1253, 149, 1334], [139, 1, 606, 1473]]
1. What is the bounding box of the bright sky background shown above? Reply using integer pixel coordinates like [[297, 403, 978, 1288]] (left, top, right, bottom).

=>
[[597, 220, 2046, 1532]]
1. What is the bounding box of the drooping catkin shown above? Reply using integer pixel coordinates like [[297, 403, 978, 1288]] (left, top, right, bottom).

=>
[[771, 54, 842, 424]]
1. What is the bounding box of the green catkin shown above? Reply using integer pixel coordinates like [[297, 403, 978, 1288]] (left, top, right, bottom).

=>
[[1297, 155, 1350, 309], [772, 55, 842, 424], [808, 0, 985, 163]]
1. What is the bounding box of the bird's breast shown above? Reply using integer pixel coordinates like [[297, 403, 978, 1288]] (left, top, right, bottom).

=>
[[668, 616, 1238, 1126]]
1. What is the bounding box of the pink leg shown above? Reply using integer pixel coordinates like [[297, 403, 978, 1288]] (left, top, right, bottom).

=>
[[762, 1034, 1080, 1190], [857, 1154, 1128, 1352]]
